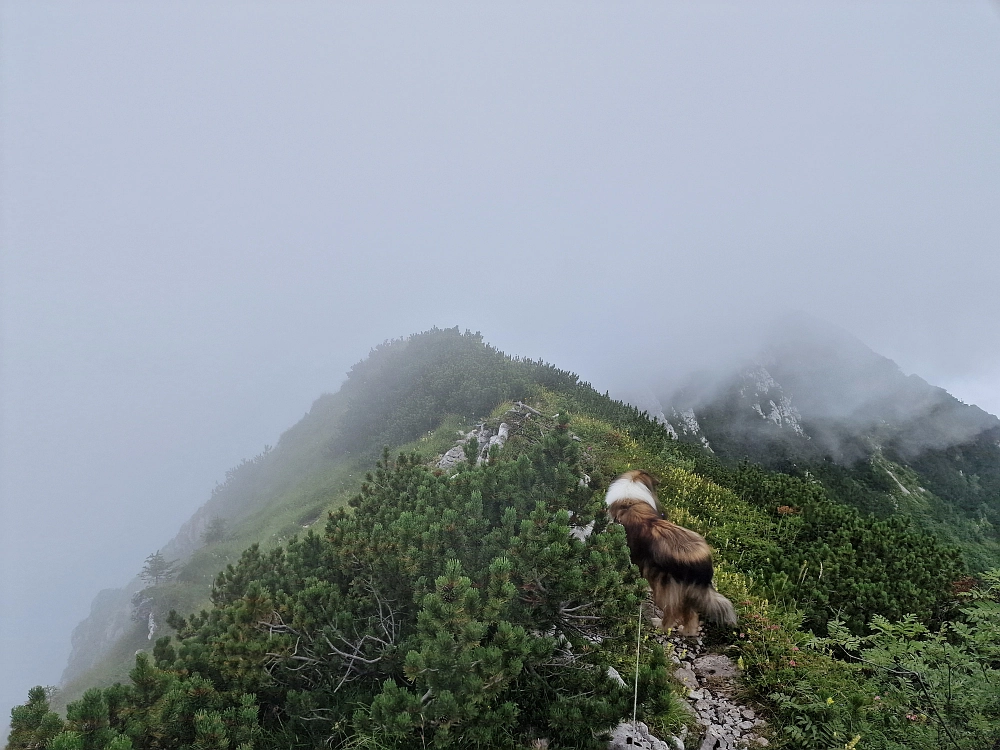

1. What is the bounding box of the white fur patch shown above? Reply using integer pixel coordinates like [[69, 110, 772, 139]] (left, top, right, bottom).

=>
[[604, 476, 658, 512]]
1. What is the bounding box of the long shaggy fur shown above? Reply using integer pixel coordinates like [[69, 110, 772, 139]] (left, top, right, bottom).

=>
[[606, 470, 737, 635]]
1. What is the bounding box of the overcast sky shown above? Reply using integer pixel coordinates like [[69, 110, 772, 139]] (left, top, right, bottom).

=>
[[2, 0, 999, 725]]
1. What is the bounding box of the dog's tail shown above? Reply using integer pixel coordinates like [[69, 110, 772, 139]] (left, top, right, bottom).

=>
[[700, 588, 738, 627]]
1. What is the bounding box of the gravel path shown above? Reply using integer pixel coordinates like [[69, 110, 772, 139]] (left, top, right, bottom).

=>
[[609, 611, 769, 750]]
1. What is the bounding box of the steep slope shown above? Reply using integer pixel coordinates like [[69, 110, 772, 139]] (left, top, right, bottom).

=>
[[60, 392, 352, 689], [657, 318, 1000, 569], [56, 328, 582, 706]]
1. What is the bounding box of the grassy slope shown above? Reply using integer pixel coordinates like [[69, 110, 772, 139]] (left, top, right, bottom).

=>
[[54, 414, 467, 713]]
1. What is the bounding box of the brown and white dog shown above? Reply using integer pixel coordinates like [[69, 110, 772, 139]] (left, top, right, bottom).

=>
[[605, 470, 737, 635]]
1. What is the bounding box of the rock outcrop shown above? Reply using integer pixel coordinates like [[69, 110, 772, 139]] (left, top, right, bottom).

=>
[[608, 720, 683, 750], [438, 422, 510, 468], [61, 586, 136, 684]]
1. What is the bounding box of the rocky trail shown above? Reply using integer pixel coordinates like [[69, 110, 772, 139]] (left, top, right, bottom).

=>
[[609, 610, 768, 750]]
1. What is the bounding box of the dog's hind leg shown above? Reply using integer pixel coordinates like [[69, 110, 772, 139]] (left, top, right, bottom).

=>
[[654, 579, 683, 633], [680, 606, 700, 637]]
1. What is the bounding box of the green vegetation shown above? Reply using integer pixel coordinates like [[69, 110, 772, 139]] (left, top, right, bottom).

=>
[[803, 455, 1000, 575], [200, 518, 227, 545], [816, 571, 1000, 749], [165, 424, 675, 748], [11, 328, 1000, 749], [139, 552, 178, 588], [691, 371, 1000, 575]]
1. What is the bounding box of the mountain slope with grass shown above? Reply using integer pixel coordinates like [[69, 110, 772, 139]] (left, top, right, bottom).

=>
[[57, 329, 553, 704], [11, 327, 1000, 750]]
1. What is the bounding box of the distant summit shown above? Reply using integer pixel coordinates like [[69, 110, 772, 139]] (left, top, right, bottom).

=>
[[651, 316, 1000, 569], [658, 316, 997, 462]]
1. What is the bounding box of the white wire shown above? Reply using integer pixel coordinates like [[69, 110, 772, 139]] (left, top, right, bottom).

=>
[[632, 602, 642, 732]]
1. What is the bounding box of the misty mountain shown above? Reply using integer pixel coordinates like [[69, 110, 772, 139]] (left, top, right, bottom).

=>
[[13, 327, 1000, 749], [653, 318, 1000, 570]]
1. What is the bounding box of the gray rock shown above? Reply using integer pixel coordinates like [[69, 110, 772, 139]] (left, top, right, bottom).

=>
[[698, 728, 722, 750], [438, 445, 467, 469], [692, 654, 739, 681], [607, 721, 672, 750], [486, 422, 510, 457], [438, 422, 511, 468], [674, 665, 698, 689]]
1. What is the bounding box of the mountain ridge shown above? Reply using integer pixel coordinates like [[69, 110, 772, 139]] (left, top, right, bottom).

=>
[[651, 320, 1000, 570], [18, 325, 998, 750], [61, 324, 1000, 695]]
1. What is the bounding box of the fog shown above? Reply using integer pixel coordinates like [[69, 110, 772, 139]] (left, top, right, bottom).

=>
[[2, 1, 999, 729], [637, 314, 1000, 465]]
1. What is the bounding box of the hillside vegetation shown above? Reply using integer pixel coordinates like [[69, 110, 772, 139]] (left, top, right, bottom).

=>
[[10, 328, 1000, 749]]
